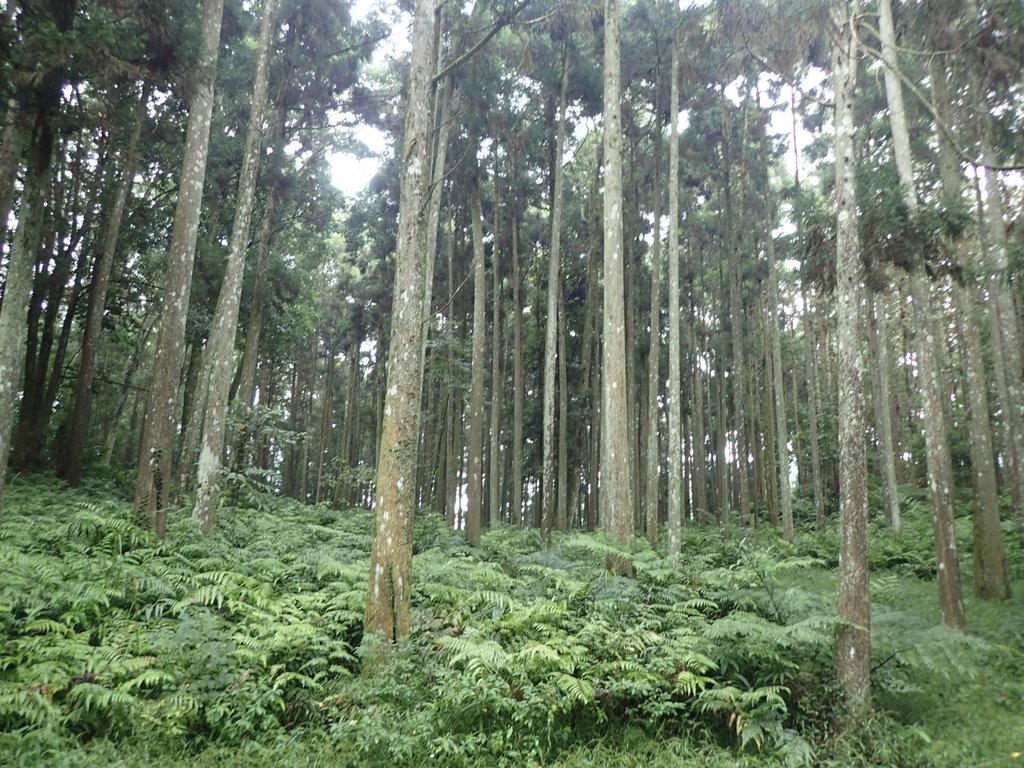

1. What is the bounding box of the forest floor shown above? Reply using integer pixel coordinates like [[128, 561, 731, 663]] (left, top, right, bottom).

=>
[[1, 474, 1022, 767]]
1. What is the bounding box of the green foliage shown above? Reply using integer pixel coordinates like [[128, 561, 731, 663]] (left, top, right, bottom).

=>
[[3, 477, 1021, 768]]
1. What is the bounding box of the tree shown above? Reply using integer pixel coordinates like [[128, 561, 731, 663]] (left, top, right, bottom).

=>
[[192, 0, 279, 534], [601, 0, 635, 566], [832, 0, 870, 711], [666, 40, 683, 555], [133, 0, 225, 536], [877, 0, 965, 629], [363, 0, 437, 646], [542, 46, 569, 541]]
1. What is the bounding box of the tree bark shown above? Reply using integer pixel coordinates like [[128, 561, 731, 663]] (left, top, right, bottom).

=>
[[601, 0, 635, 567], [867, 294, 901, 532], [465, 175, 487, 546], [879, 0, 965, 628], [192, 0, 279, 533], [59, 93, 145, 485], [542, 48, 569, 541], [0, 106, 55, 514], [363, 0, 437, 648], [666, 43, 683, 555], [833, 0, 871, 711], [133, 0, 225, 535]]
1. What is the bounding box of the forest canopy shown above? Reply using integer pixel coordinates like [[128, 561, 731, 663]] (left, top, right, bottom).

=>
[[0, 0, 1023, 765]]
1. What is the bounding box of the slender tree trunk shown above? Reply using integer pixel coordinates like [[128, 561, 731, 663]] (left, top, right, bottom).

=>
[[542, 49, 569, 540], [133, 0, 225, 535], [601, 0, 635, 567], [868, 294, 901, 531], [929, 55, 1008, 598], [511, 215, 525, 527], [465, 176, 487, 546], [644, 93, 663, 546], [59, 92, 145, 486], [557, 288, 570, 531], [488, 173, 503, 527], [0, 101, 56, 514], [363, 0, 437, 650], [665, 43, 683, 555], [879, 0, 965, 628], [832, 0, 871, 711], [959, 0, 1024, 521], [192, 0, 278, 533]]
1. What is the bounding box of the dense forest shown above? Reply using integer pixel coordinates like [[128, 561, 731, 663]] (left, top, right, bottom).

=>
[[1, 0, 1023, 765]]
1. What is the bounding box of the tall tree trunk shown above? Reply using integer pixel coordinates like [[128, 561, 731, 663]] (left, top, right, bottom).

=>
[[59, 90, 145, 486], [363, 0, 437, 648], [930, 54, 1008, 598], [601, 0, 635, 567], [879, 0, 965, 628], [542, 48, 569, 540], [557, 288, 569, 531], [868, 293, 901, 531], [666, 43, 683, 555], [192, 0, 278, 533], [758, 106, 792, 538], [133, 0, 225, 535], [465, 175, 487, 547], [961, 0, 1024, 521], [488, 174, 503, 527], [511, 215, 525, 527], [644, 85, 663, 546], [0, 104, 54, 513], [832, 0, 871, 711]]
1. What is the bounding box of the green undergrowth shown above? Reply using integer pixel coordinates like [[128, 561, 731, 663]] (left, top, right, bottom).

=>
[[1, 475, 1021, 767]]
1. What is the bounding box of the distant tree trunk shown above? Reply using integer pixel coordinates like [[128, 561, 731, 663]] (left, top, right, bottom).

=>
[[488, 174, 503, 527], [58, 93, 145, 486], [557, 289, 570, 531], [644, 90, 663, 546], [0, 105, 55, 514], [666, 43, 683, 555], [864, 293, 900, 531], [363, 0, 437, 649], [758, 108, 792, 538], [879, 0, 965, 628], [511, 215, 525, 527], [133, 0, 225, 536], [961, 0, 1024, 521], [832, 0, 871, 711], [542, 48, 568, 541], [601, 0, 635, 567], [192, 0, 278, 534], [930, 55, 1008, 599], [465, 176, 487, 546], [689, 308, 709, 525], [233, 189, 276, 413]]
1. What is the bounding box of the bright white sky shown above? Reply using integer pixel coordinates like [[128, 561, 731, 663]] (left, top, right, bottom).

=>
[[328, 0, 407, 197]]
